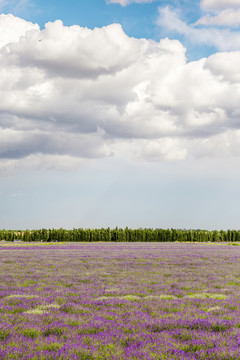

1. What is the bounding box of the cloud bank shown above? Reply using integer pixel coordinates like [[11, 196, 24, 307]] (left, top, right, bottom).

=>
[[0, 14, 240, 173]]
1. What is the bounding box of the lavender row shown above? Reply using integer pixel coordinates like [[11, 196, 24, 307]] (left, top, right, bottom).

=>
[[0, 243, 240, 359]]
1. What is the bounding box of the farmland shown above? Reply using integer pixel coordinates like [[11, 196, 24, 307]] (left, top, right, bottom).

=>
[[0, 242, 240, 359]]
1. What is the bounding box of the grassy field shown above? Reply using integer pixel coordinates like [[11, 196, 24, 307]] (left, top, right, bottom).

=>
[[0, 242, 240, 359]]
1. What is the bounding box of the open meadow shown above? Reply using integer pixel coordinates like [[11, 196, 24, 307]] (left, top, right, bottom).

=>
[[0, 242, 240, 359]]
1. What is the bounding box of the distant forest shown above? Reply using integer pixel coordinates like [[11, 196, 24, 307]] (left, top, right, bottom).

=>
[[0, 228, 240, 243]]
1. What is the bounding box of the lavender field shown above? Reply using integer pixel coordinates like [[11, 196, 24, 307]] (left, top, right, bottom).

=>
[[0, 242, 240, 359]]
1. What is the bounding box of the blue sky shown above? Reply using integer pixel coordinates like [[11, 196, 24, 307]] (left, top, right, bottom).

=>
[[0, 0, 240, 230]]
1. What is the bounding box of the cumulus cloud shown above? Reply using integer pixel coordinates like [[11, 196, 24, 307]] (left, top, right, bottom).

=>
[[0, 13, 39, 48], [4, 21, 140, 79], [204, 51, 240, 83], [1, 14, 240, 173], [106, 0, 154, 6]]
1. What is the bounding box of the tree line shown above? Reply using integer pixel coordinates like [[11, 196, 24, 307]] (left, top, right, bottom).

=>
[[0, 228, 240, 243]]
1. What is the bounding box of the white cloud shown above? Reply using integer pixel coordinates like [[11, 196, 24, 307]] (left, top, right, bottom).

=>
[[137, 138, 188, 161], [201, 0, 240, 11], [0, 154, 89, 176], [5, 21, 139, 79], [204, 51, 240, 82], [157, 6, 240, 51], [1, 15, 240, 173], [196, 9, 240, 27], [0, 13, 39, 48], [106, 0, 154, 6]]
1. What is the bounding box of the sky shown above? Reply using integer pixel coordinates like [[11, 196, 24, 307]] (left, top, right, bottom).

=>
[[0, 0, 240, 230]]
